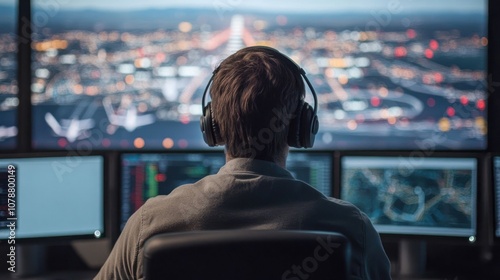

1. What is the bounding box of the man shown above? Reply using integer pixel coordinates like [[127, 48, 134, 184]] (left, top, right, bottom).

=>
[[95, 46, 391, 279]]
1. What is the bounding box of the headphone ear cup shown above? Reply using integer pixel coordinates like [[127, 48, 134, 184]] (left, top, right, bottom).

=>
[[287, 100, 303, 148], [299, 102, 318, 148], [200, 102, 216, 147], [210, 105, 224, 146], [200, 102, 224, 147]]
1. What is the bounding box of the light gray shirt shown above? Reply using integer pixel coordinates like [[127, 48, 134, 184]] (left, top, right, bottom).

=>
[[95, 158, 391, 280]]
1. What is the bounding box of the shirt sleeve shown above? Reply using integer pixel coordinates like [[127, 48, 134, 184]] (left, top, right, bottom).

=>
[[361, 212, 392, 280], [93, 207, 143, 280]]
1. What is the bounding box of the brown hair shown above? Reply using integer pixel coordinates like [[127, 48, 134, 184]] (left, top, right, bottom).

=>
[[210, 46, 305, 162]]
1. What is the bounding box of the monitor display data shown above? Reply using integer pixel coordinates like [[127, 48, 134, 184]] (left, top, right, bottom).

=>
[[0, 0, 18, 149], [120, 152, 332, 230], [494, 157, 500, 238], [0, 155, 104, 239], [286, 152, 332, 197], [341, 156, 477, 237], [31, 0, 487, 150], [120, 153, 226, 230]]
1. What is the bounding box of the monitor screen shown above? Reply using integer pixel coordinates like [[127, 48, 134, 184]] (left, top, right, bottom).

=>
[[493, 156, 500, 238], [0, 0, 17, 149], [120, 153, 226, 230], [120, 152, 333, 230], [340, 155, 477, 238], [31, 1, 487, 150], [0, 155, 105, 240], [287, 152, 332, 197]]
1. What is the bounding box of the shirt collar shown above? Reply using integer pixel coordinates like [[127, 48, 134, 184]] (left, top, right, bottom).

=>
[[218, 158, 295, 179]]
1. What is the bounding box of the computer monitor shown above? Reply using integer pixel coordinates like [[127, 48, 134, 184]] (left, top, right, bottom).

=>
[[493, 156, 500, 238], [0, 154, 105, 240], [119, 152, 226, 230], [287, 152, 333, 197], [340, 155, 477, 239], [0, 0, 17, 149], [119, 151, 333, 231], [31, 0, 487, 150]]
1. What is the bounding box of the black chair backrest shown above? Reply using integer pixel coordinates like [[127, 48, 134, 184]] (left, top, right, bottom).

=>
[[143, 230, 351, 280]]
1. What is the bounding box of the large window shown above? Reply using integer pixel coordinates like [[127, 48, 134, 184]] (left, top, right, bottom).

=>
[[31, 0, 487, 150]]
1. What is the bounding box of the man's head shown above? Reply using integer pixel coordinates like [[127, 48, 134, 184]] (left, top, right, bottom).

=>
[[205, 46, 307, 163]]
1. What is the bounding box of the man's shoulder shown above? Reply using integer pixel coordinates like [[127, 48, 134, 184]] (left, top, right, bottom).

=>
[[315, 196, 368, 222], [140, 175, 226, 220]]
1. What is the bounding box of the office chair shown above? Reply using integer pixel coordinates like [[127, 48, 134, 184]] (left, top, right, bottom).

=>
[[143, 230, 351, 280]]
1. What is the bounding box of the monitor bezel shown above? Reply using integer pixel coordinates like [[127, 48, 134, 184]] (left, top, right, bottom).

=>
[[336, 150, 484, 244], [0, 152, 108, 244], [24, 0, 491, 152], [491, 154, 500, 243]]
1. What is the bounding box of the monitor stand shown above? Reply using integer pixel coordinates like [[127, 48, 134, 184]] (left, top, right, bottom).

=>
[[399, 239, 427, 277], [11, 244, 47, 278]]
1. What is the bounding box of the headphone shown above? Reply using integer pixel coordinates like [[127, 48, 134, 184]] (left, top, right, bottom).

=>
[[200, 46, 319, 148]]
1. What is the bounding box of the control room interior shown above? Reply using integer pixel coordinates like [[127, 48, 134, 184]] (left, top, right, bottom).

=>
[[0, 0, 500, 279]]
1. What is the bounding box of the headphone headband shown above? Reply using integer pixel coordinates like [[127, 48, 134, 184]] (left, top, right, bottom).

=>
[[201, 46, 317, 115], [200, 46, 319, 148]]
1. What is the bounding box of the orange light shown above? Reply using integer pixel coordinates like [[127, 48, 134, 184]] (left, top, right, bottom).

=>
[[338, 75, 349, 85], [380, 109, 389, 119], [378, 87, 389, 97], [125, 75, 135, 85], [34, 39, 68, 51], [481, 37, 488, 46], [134, 59, 142, 68], [73, 84, 83, 94], [475, 117, 487, 135], [162, 138, 174, 149], [330, 58, 348, 68], [85, 86, 99, 96], [134, 137, 145, 149], [347, 120, 357, 130], [438, 118, 451, 132], [178, 22, 193, 33]]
